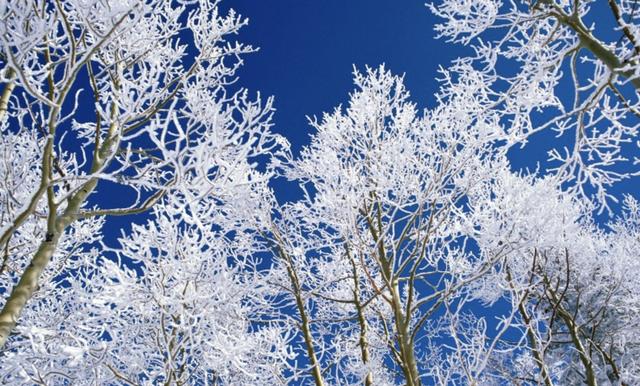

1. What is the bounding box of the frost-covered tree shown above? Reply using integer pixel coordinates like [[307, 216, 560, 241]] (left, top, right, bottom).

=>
[[264, 66, 534, 386], [453, 172, 640, 386], [0, 0, 285, 349], [431, 0, 640, 208], [427, 1, 640, 384], [264, 65, 640, 386], [0, 186, 293, 384]]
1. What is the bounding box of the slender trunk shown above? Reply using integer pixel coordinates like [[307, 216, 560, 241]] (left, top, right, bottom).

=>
[[277, 243, 325, 386], [516, 302, 554, 386], [0, 232, 59, 346], [289, 266, 324, 386], [506, 268, 554, 386], [389, 282, 421, 386], [0, 177, 98, 348], [0, 68, 15, 122], [348, 247, 373, 386], [364, 200, 421, 386], [355, 301, 373, 386], [0, 123, 58, 348], [544, 282, 597, 386], [555, 306, 597, 386]]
